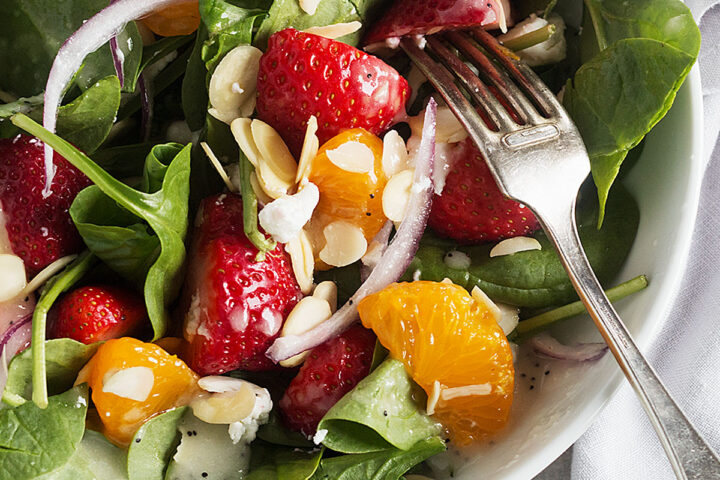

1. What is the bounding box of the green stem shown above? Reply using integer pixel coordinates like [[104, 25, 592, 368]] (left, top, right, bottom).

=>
[[239, 151, 276, 259], [516, 275, 648, 336], [502, 24, 557, 51], [584, 0, 609, 50], [31, 252, 96, 408]]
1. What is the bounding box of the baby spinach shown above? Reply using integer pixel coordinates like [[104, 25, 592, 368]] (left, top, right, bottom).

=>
[[310, 437, 445, 480], [2, 338, 99, 407], [407, 186, 639, 308], [13, 114, 191, 343], [182, 26, 211, 132], [257, 412, 315, 448], [127, 407, 187, 480], [247, 442, 323, 480], [318, 358, 442, 454], [0, 385, 89, 480], [0, 0, 141, 96], [563, 0, 700, 222]]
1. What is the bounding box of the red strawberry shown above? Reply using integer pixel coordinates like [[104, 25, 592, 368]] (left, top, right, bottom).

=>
[[0, 134, 91, 277], [429, 138, 539, 243], [279, 324, 376, 436], [364, 0, 511, 45], [182, 194, 302, 375], [256, 28, 410, 155], [48, 285, 146, 344]]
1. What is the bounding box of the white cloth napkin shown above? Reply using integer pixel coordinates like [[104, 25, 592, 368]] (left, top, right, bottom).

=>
[[535, 1, 720, 478]]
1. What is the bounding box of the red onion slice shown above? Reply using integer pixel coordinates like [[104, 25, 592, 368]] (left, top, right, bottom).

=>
[[267, 99, 438, 363], [0, 315, 32, 395], [527, 332, 607, 362], [41, 0, 194, 194]]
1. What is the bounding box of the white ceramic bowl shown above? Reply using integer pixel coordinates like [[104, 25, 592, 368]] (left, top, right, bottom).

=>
[[436, 67, 704, 479]]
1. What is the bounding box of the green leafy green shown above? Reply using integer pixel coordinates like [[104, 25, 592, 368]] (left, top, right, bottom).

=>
[[315, 263, 362, 305], [311, 437, 445, 480], [408, 186, 639, 308], [56, 76, 121, 154], [2, 338, 99, 407], [0, 386, 89, 480], [140, 35, 194, 73], [318, 358, 441, 454], [563, 0, 700, 221], [0, 0, 142, 96], [35, 430, 129, 480], [257, 412, 315, 448], [0, 95, 44, 118], [91, 142, 155, 179], [182, 25, 211, 132], [13, 114, 191, 343], [248, 442, 322, 480], [127, 407, 187, 480]]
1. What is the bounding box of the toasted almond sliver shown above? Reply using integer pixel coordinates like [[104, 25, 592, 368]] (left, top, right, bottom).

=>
[[440, 277, 454, 285], [326, 141, 375, 174], [230, 118, 261, 167], [319, 221, 368, 267], [381, 130, 410, 177], [190, 383, 257, 424], [296, 116, 319, 184], [426, 380, 441, 415], [255, 161, 294, 199], [102, 367, 154, 402], [250, 120, 297, 183], [496, 303, 520, 335], [0, 254, 26, 302], [299, 0, 321, 15], [382, 169, 414, 222], [286, 230, 315, 295], [489, 236, 542, 258], [303, 21, 362, 40], [471, 286, 501, 324], [208, 45, 263, 124], [439, 383, 493, 403], [201, 142, 237, 193], [279, 296, 332, 367], [249, 171, 273, 205], [312, 281, 338, 313]]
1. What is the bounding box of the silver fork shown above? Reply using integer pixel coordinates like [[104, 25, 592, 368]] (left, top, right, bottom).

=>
[[400, 29, 720, 479]]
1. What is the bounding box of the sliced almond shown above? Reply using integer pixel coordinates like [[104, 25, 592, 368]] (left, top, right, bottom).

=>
[[299, 0, 321, 15], [382, 169, 414, 222], [286, 229, 315, 295], [489, 236, 542, 258], [250, 120, 297, 183], [201, 142, 237, 193], [296, 116, 319, 184], [312, 281, 338, 313], [102, 367, 155, 402], [496, 303, 520, 335], [230, 118, 261, 167], [439, 383, 492, 403], [190, 382, 257, 424], [279, 296, 333, 367], [426, 380, 441, 415], [208, 45, 263, 124], [250, 172, 273, 205], [440, 278, 454, 285], [198, 376, 249, 394], [0, 254, 27, 302], [326, 141, 375, 174], [471, 286, 501, 324], [319, 221, 368, 267], [304, 21, 362, 40], [381, 130, 409, 177]]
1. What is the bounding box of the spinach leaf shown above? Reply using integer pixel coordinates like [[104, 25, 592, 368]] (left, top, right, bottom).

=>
[[563, 0, 699, 221], [408, 186, 639, 308], [318, 358, 441, 454], [257, 412, 315, 448], [91, 142, 155, 178], [0, 386, 89, 480], [311, 437, 445, 480], [247, 442, 322, 480], [0, 95, 44, 118], [37, 430, 129, 480], [2, 338, 99, 407], [0, 0, 142, 96], [127, 407, 187, 480], [315, 262, 362, 305], [182, 26, 210, 132], [254, 0, 375, 49], [56, 76, 121, 154], [13, 114, 191, 342]]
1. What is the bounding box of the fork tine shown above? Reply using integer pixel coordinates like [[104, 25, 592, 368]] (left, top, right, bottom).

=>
[[400, 38, 497, 147], [444, 30, 545, 125], [470, 28, 565, 117], [424, 36, 517, 131]]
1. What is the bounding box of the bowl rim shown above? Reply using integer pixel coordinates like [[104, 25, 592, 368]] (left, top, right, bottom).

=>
[[507, 65, 705, 480]]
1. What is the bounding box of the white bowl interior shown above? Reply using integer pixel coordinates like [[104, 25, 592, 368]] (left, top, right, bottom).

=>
[[432, 69, 704, 480]]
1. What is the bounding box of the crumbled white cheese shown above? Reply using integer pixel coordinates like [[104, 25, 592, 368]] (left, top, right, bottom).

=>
[[313, 428, 328, 445], [443, 250, 471, 270], [258, 183, 319, 243], [228, 385, 272, 444]]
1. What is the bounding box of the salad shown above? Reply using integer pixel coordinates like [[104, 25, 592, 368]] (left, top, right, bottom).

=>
[[0, 0, 700, 478]]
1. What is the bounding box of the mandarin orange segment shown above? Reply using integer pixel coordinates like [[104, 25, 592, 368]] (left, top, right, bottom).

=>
[[140, 1, 200, 37], [308, 129, 388, 269], [77, 337, 199, 446], [357, 281, 514, 445]]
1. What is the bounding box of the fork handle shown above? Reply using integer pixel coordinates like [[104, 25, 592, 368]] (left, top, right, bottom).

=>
[[541, 201, 720, 480]]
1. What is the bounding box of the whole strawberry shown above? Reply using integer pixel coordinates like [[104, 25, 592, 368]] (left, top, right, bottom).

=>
[[0, 134, 91, 277], [182, 194, 302, 375], [429, 139, 539, 243], [364, 0, 510, 45], [48, 285, 146, 344], [256, 28, 410, 155], [279, 324, 376, 437]]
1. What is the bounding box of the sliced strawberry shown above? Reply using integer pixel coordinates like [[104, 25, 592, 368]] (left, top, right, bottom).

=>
[[182, 194, 302, 375], [256, 28, 410, 155], [48, 285, 146, 344], [429, 138, 539, 243], [0, 134, 91, 277], [364, 0, 511, 45], [279, 324, 376, 437]]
